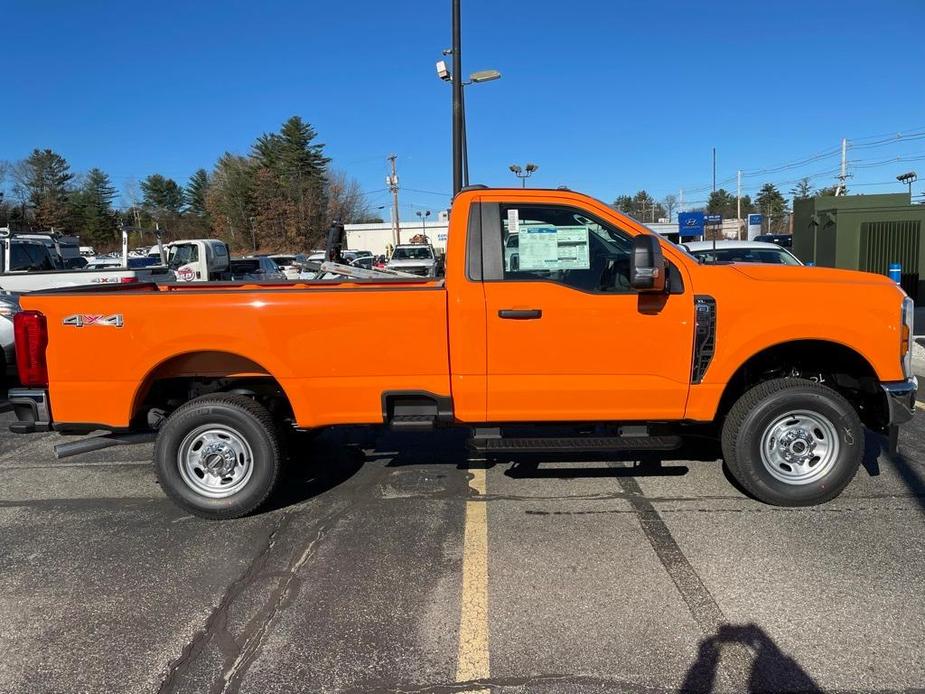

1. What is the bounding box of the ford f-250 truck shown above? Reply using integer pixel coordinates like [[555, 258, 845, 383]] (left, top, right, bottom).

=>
[[7, 187, 917, 519]]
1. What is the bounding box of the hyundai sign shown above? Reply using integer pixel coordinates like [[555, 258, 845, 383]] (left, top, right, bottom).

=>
[[747, 213, 763, 241], [678, 211, 704, 239]]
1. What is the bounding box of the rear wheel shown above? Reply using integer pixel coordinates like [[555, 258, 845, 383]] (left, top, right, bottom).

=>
[[721, 378, 863, 506], [154, 394, 282, 519]]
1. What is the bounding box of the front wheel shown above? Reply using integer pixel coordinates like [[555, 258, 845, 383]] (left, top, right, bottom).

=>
[[154, 394, 282, 519], [721, 378, 863, 506]]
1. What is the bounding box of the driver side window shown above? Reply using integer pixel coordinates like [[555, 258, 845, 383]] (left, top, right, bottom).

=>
[[500, 204, 633, 293]]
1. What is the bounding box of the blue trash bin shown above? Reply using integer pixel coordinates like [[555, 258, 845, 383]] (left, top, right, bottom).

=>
[[888, 263, 901, 284]]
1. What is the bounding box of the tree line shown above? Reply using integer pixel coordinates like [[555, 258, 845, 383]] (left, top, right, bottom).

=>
[[613, 177, 844, 233], [0, 116, 382, 252]]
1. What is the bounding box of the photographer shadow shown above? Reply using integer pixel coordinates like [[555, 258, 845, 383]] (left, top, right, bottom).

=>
[[681, 623, 821, 693]]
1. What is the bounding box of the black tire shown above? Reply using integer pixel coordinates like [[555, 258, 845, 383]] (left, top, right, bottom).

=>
[[721, 378, 863, 506], [154, 394, 282, 519]]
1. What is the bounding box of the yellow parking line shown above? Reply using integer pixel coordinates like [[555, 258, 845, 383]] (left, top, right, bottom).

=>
[[457, 467, 490, 691], [917, 401, 925, 410]]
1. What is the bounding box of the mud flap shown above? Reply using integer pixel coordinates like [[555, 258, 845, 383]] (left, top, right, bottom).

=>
[[888, 425, 899, 456]]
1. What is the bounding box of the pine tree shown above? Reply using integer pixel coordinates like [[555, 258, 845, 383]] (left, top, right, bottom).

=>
[[707, 189, 736, 217], [22, 148, 73, 229], [204, 154, 257, 249], [248, 116, 333, 248], [755, 183, 789, 233], [613, 195, 634, 213], [790, 177, 814, 200], [72, 168, 119, 246], [141, 174, 185, 216], [185, 169, 210, 217]]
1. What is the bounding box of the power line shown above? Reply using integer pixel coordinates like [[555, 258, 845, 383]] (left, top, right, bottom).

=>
[[403, 187, 452, 198], [676, 124, 925, 199]]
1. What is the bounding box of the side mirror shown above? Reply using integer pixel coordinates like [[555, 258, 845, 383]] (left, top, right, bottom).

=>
[[325, 221, 346, 263], [630, 234, 667, 292]]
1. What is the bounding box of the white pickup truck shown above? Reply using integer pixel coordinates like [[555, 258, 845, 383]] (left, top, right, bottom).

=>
[[385, 243, 437, 277], [0, 231, 168, 293]]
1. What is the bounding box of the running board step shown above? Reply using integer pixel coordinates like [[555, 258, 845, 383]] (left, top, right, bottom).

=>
[[468, 435, 682, 453]]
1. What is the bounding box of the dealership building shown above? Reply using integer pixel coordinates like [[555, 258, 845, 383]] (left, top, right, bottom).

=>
[[346, 214, 449, 256]]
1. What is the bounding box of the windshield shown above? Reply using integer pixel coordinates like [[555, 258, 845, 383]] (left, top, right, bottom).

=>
[[167, 244, 199, 270], [391, 246, 433, 260], [690, 247, 801, 265]]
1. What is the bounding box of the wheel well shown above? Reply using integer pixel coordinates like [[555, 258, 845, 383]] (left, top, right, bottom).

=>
[[716, 340, 886, 430], [131, 351, 294, 429]]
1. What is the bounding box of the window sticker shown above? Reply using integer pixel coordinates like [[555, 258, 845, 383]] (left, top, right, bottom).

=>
[[507, 208, 520, 235], [554, 226, 591, 269], [518, 225, 558, 270], [518, 224, 590, 271]]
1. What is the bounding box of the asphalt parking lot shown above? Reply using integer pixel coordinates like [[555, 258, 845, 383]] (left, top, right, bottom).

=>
[[1, 406, 924, 693]]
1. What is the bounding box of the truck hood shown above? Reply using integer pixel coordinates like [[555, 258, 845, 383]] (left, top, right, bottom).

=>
[[731, 264, 895, 287]]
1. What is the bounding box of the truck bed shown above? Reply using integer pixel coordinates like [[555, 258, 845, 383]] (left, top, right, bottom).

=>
[[0, 266, 171, 293], [20, 278, 451, 429]]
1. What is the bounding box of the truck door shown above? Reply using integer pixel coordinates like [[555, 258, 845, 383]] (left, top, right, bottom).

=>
[[479, 199, 694, 422], [168, 243, 203, 282]]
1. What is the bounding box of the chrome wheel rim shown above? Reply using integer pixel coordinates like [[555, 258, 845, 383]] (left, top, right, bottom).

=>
[[759, 409, 840, 485], [177, 425, 254, 498]]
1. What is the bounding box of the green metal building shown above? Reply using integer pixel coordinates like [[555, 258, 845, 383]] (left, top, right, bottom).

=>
[[792, 192, 925, 301]]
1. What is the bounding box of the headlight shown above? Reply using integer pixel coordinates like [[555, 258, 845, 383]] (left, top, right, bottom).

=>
[[901, 296, 914, 377]]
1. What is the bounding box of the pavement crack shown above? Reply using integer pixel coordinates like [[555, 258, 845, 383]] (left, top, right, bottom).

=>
[[216, 523, 329, 694], [614, 472, 754, 692], [355, 672, 666, 693], [156, 511, 293, 694]]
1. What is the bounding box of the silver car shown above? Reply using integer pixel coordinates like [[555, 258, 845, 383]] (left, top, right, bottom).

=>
[[682, 240, 803, 265], [0, 292, 20, 379]]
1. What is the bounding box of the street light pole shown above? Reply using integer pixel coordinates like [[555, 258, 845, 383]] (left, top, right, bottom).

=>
[[897, 171, 918, 198], [461, 86, 468, 187], [509, 163, 538, 187], [451, 0, 463, 196], [416, 210, 431, 238]]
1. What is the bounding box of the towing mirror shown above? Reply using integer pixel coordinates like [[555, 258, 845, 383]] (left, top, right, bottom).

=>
[[325, 222, 346, 263], [630, 234, 667, 292]]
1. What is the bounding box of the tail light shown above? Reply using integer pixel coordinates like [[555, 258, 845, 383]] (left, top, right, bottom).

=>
[[14, 310, 49, 387], [119, 277, 139, 284]]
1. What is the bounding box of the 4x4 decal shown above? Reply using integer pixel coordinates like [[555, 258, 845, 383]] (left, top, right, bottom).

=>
[[62, 314, 124, 328]]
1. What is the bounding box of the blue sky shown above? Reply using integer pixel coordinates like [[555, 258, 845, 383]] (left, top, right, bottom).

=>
[[2, 0, 924, 218]]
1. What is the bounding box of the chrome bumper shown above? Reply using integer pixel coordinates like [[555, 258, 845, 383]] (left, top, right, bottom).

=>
[[8, 388, 51, 433], [881, 376, 917, 426]]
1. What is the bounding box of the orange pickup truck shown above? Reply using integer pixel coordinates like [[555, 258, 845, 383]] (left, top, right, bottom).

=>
[[7, 187, 917, 518]]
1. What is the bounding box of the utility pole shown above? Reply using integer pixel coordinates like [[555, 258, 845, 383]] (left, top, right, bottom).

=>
[[712, 147, 716, 193], [736, 169, 742, 239], [387, 154, 401, 246], [835, 137, 848, 196], [451, 0, 463, 196], [679, 188, 683, 212]]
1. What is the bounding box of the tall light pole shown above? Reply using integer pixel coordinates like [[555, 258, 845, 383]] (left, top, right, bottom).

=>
[[897, 171, 918, 197], [415, 209, 431, 238], [509, 163, 538, 187], [451, 0, 463, 196], [437, 58, 501, 191]]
